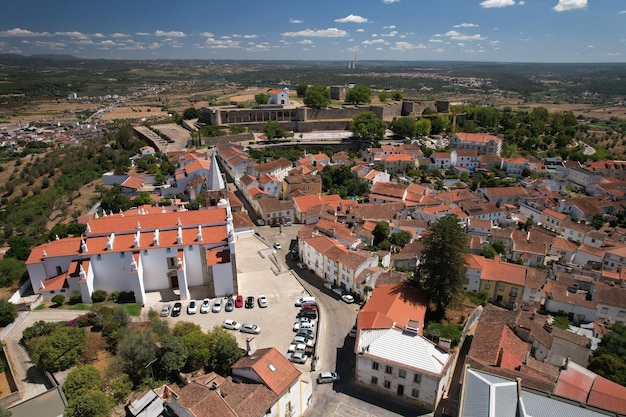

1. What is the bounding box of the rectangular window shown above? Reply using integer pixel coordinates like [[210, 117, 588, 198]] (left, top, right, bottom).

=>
[[398, 369, 407, 379], [601, 307, 609, 314], [385, 365, 393, 375], [498, 283, 505, 291], [510, 288, 518, 297], [371, 376, 378, 385], [618, 311, 626, 318], [413, 374, 422, 384], [372, 362, 379, 371], [412, 388, 420, 398], [384, 380, 391, 389], [484, 283, 491, 290], [120, 252, 125, 258]]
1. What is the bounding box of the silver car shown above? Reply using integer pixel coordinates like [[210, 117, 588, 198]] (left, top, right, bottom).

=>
[[240, 323, 261, 334]]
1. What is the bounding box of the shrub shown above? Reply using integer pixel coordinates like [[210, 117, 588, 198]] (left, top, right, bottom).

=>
[[69, 291, 82, 305], [0, 300, 17, 327], [91, 290, 107, 303], [109, 291, 120, 302], [51, 294, 65, 306], [116, 291, 135, 304]]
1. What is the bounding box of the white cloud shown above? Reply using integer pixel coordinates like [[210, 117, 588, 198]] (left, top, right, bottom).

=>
[[110, 33, 130, 38], [135, 32, 150, 36], [34, 41, 66, 49], [390, 41, 426, 51], [334, 14, 369, 23], [362, 39, 386, 45], [454, 23, 479, 28], [55, 31, 90, 39], [480, 0, 515, 8], [154, 30, 186, 37], [204, 37, 240, 49], [381, 31, 398, 37], [356, 29, 365, 33], [148, 42, 160, 49], [98, 40, 117, 47], [553, 0, 587, 12], [383, 0, 400, 3], [0, 28, 50, 37], [290, 18, 303, 23], [445, 30, 485, 41], [281, 28, 347, 37], [200, 32, 214, 38], [242, 34, 258, 39], [383, 25, 396, 29], [298, 39, 314, 44]]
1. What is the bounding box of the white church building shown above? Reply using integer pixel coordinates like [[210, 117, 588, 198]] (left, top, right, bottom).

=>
[[26, 155, 239, 304]]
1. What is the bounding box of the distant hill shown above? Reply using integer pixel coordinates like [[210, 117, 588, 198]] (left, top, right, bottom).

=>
[[0, 53, 80, 62]]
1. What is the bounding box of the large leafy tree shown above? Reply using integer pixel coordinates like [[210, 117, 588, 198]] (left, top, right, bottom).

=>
[[345, 85, 372, 105], [63, 365, 102, 402], [349, 111, 387, 143], [391, 117, 417, 138], [416, 215, 468, 318], [207, 326, 242, 375], [263, 121, 287, 140], [303, 85, 331, 108], [65, 390, 114, 417], [588, 322, 626, 385], [296, 83, 308, 98], [182, 330, 211, 370], [415, 118, 432, 137], [0, 257, 26, 287], [372, 221, 390, 246], [116, 327, 158, 382], [255, 93, 269, 105], [32, 327, 87, 372], [0, 300, 17, 327]]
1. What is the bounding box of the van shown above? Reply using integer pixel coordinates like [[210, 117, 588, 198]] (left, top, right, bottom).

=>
[[295, 296, 316, 307]]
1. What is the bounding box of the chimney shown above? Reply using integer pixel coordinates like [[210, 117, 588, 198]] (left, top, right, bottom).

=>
[[153, 229, 160, 246], [246, 336, 256, 356], [80, 239, 88, 253], [134, 231, 141, 248], [106, 233, 115, 250], [176, 226, 183, 245], [197, 225, 203, 242]]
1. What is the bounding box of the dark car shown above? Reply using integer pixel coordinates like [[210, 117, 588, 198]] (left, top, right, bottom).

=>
[[171, 302, 182, 317], [297, 309, 317, 319], [225, 297, 235, 312], [245, 296, 255, 309]]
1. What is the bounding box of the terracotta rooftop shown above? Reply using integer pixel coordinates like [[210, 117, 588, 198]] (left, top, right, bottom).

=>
[[358, 283, 427, 333], [232, 347, 301, 397]]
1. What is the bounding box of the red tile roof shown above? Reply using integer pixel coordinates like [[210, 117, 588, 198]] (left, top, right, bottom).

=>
[[358, 283, 427, 333], [232, 347, 301, 396]]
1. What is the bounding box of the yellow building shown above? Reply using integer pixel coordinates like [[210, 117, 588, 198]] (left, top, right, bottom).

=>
[[282, 173, 322, 199]]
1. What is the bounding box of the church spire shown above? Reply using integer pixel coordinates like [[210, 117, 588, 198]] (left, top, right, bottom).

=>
[[207, 153, 225, 191]]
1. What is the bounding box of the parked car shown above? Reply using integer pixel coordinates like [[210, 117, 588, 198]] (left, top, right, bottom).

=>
[[235, 295, 244, 308], [160, 304, 171, 317], [240, 323, 261, 334], [172, 302, 182, 317], [324, 282, 333, 290], [245, 296, 255, 309], [273, 242, 282, 250], [297, 310, 317, 320], [187, 299, 197, 314], [225, 297, 234, 312], [332, 287, 344, 297], [222, 319, 241, 331], [256, 219, 265, 226], [287, 343, 307, 353], [293, 335, 315, 349], [200, 298, 211, 314], [296, 262, 306, 270], [293, 321, 315, 332], [341, 294, 355, 304], [295, 297, 316, 307], [301, 303, 317, 312], [287, 351, 307, 364], [257, 295, 268, 308], [296, 328, 315, 340], [317, 372, 340, 384], [212, 298, 223, 313]]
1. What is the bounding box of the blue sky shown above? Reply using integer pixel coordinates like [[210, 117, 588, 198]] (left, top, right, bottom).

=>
[[0, 0, 624, 62]]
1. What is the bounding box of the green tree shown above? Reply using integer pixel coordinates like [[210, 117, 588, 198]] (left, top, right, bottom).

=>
[[349, 111, 387, 143], [345, 85, 372, 105], [415, 118, 432, 137], [378, 91, 390, 103], [0, 300, 17, 327], [32, 327, 87, 372], [416, 215, 468, 318], [389, 231, 412, 247], [373, 221, 390, 246], [0, 257, 27, 287], [116, 327, 158, 382], [254, 93, 269, 105], [263, 121, 287, 140], [182, 330, 211, 370], [182, 107, 201, 120], [430, 117, 450, 135], [588, 353, 626, 386], [591, 214, 605, 230], [480, 245, 497, 259], [156, 333, 188, 377], [303, 85, 331, 108], [133, 192, 153, 206], [100, 184, 132, 214], [6, 236, 34, 261], [172, 321, 201, 337], [65, 390, 114, 417], [110, 374, 133, 402], [390, 117, 416, 138], [63, 365, 102, 402], [392, 90, 404, 101], [0, 406, 10, 417], [296, 83, 308, 98], [207, 326, 243, 375]]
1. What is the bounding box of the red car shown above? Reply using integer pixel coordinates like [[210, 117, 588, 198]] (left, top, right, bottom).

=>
[[235, 295, 244, 308]]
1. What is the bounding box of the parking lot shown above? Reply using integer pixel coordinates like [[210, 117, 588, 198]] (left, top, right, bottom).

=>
[[142, 234, 313, 371]]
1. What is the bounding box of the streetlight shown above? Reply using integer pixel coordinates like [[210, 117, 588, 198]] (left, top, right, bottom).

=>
[[145, 358, 158, 379]]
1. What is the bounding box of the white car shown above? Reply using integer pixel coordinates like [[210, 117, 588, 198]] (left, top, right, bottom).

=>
[[257, 295, 268, 308], [317, 371, 340, 384], [273, 242, 282, 250], [287, 343, 307, 353], [200, 298, 211, 314], [341, 294, 355, 304], [293, 321, 315, 332], [293, 335, 315, 348], [187, 299, 197, 315], [212, 298, 223, 313], [287, 351, 307, 364], [222, 319, 241, 331], [240, 323, 261, 334]]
